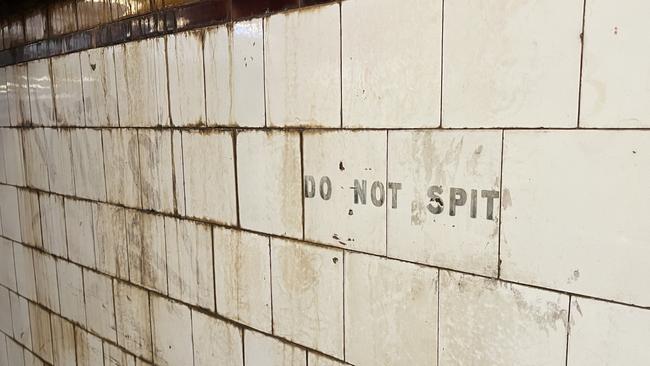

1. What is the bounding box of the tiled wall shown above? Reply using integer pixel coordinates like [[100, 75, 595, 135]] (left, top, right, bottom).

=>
[[1, 0, 650, 365]]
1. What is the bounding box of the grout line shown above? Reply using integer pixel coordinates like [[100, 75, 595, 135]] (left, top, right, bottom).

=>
[[262, 16, 268, 128], [436, 268, 441, 366], [300, 131, 305, 240], [497, 129, 504, 278], [439, 0, 445, 128], [339, 0, 343, 129], [268, 237, 274, 334], [564, 295, 573, 366], [342, 250, 346, 361], [232, 130, 241, 227], [211, 226, 218, 314], [576, 0, 588, 128]]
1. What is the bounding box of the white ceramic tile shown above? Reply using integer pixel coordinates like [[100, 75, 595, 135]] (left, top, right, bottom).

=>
[[57, 259, 86, 326], [17, 189, 42, 248], [271, 238, 343, 357], [303, 130, 387, 254], [13, 243, 36, 301], [103, 342, 136, 366], [92, 203, 129, 280], [51, 314, 76, 366], [442, 0, 583, 127], [387, 130, 502, 276], [39, 193, 68, 258], [27, 59, 55, 126], [83, 269, 116, 341], [501, 131, 650, 306], [115, 38, 169, 127], [138, 129, 174, 213], [64, 198, 96, 268], [191, 310, 243, 366], [0, 287, 12, 335], [33, 251, 59, 313], [80, 46, 119, 127], [171, 131, 185, 215], [43, 128, 75, 195], [568, 297, 650, 365], [181, 130, 237, 224], [103, 129, 141, 208], [244, 330, 305, 366], [204, 20, 265, 127], [580, 0, 650, 127], [75, 327, 103, 366], [9, 292, 31, 348], [308, 353, 349, 366], [342, 0, 442, 128], [0, 238, 16, 290], [6, 64, 31, 126], [164, 218, 214, 310], [22, 128, 49, 191], [125, 210, 167, 293], [213, 226, 271, 332], [237, 131, 302, 237], [0, 68, 10, 126], [51, 53, 85, 126], [29, 303, 53, 363], [0, 128, 25, 186], [6, 337, 25, 366], [264, 4, 340, 127], [71, 128, 107, 201], [167, 31, 205, 126], [345, 253, 438, 366], [114, 280, 152, 360], [0, 185, 21, 241], [151, 295, 193, 366], [439, 271, 568, 365]]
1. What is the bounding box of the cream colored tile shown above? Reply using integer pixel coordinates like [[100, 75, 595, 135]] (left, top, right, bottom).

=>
[[307, 353, 349, 366], [342, 0, 442, 128], [0, 184, 21, 241], [0, 329, 7, 366], [0, 128, 25, 186], [442, 0, 582, 127], [13, 243, 36, 301], [6, 64, 31, 126], [0, 68, 10, 126], [33, 251, 59, 313], [265, 4, 340, 127], [171, 131, 185, 215], [43, 128, 75, 195], [114, 280, 152, 361], [22, 129, 49, 191], [181, 130, 237, 224], [52, 53, 85, 126], [237, 131, 302, 237], [345, 253, 438, 366], [213, 227, 271, 332], [303, 130, 387, 254], [501, 131, 650, 306], [29, 303, 53, 363], [81, 46, 119, 127], [103, 129, 141, 207], [151, 295, 193, 366], [92, 203, 129, 280], [125, 210, 167, 293], [51, 314, 76, 366], [64, 198, 96, 268], [167, 31, 205, 126], [271, 238, 343, 357], [24, 350, 45, 366], [191, 310, 243, 366], [57, 259, 86, 326], [6, 337, 25, 366], [84, 269, 116, 341], [103, 342, 136, 366], [39, 193, 67, 258], [138, 129, 174, 213], [439, 271, 568, 365], [0, 238, 16, 291], [0, 287, 12, 335], [27, 59, 55, 126], [71, 128, 107, 201], [17, 189, 42, 248], [244, 330, 305, 366], [75, 327, 104, 366], [9, 292, 31, 348]]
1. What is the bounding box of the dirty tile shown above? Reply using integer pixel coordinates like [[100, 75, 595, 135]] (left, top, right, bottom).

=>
[[244, 330, 306, 366], [439, 271, 568, 365], [52, 53, 85, 126], [0, 238, 16, 291], [0, 68, 9, 126], [24, 10, 47, 42], [22, 129, 49, 191], [501, 131, 650, 306], [181, 131, 237, 224], [13, 243, 37, 301], [213, 227, 271, 332], [77, 0, 112, 30], [138, 129, 174, 213], [115, 38, 169, 127], [51, 314, 76, 366], [264, 4, 340, 127], [114, 280, 152, 361], [49, 1, 78, 35], [84, 269, 116, 341], [192, 310, 243, 366], [29, 303, 53, 364], [237, 131, 302, 237], [151, 295, 193, 366], [271, 238, 343, 357], [0, 128, 25, 186], [33, 251, 60, 313], [387, 130, 502, 276], [164, 218, 214, 310], [103, 342, 136, 366], [57, 260, 86, 326], [27, 59, 55, 127], [204, 20, 265, 127], [568, 297, 650, 365], [308, 353, 350, 366], [342, 0, 441, 128], [92, 203, 129, 280], [75, 327, 104, 366], [103, 129, 141, 207], [0, 286, 11, 335], [43, 128, 75, 196], [580, 1, 650, 127], [167, 31, 206, 126], [126, 210, 167, 293], [6, 64, 31, 126], [9, 292, 31, 348], [303, 130, 387, 254], [171, 131, 185, 215], [0, 185, 21, 242], [442, 0, 583, 128], [71, 128, 107, 201], [81, 47, 119, 127], [345, 253, 438, 365], [39, 193, 68, 258], [64, 198, 96, 268], [111, 0, 150, 20], [6, 337, 25, 366], [17, 190, 42, 249]]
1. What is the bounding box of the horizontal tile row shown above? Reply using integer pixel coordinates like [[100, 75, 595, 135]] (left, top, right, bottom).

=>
[[2, 0, 650, 128]]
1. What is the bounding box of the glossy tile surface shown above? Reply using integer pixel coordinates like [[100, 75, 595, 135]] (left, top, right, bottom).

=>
[[167, 31, 206, 126], [51, 53, 85, 126], [27, 59, 55, 126], [80, 47, 119, 127]]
